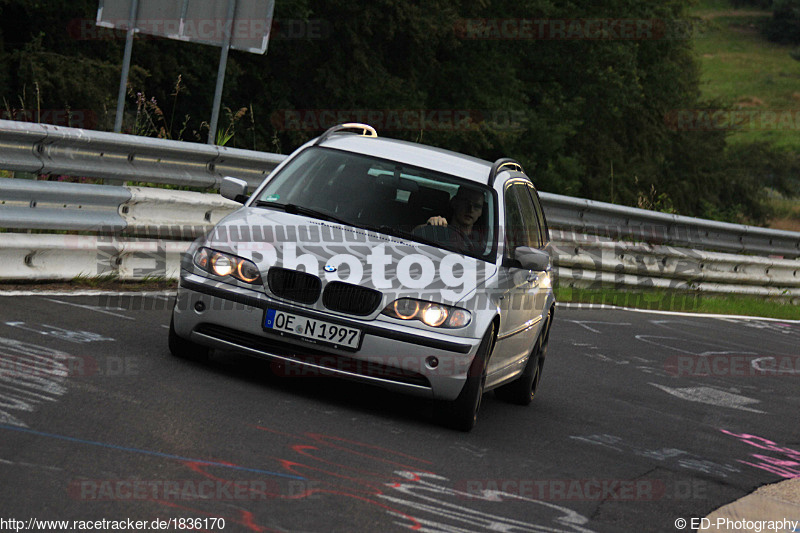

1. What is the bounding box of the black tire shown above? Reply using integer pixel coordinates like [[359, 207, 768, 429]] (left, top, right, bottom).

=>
[[495, 312, 551, 406], [168, 315, 209, 362], [444, 322, 496, 432]]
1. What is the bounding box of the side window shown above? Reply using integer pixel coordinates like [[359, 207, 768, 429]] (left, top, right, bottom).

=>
[[526, 183, 548, 247], [504, 183, 539, 256]]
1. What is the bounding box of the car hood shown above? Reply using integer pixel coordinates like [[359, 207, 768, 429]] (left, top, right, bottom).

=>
[[202, 207, 497, 304]]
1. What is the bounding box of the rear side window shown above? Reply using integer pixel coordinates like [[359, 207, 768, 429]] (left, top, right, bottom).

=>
[[504, 182, 544, 255], [526, 183, 549, 247]]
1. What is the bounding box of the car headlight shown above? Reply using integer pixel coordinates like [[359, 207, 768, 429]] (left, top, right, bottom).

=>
[[194, 248, 262, 284], [382, 298, 471, 328], [211, 254, 233, 277]]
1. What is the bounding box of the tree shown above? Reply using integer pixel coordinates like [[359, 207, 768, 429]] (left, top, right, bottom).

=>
[[764, 0, 800, 44]]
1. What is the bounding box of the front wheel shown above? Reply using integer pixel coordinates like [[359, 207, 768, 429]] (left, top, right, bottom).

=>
[[168, 315, 209, 362], [444, 322, 495, 432], [495, 312, 551, 405]]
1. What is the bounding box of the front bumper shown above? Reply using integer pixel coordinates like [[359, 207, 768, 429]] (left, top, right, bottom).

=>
[[172, 273, 483, 400]]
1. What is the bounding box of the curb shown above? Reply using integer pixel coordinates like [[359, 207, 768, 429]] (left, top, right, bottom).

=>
[[703, 478, 800, 532]]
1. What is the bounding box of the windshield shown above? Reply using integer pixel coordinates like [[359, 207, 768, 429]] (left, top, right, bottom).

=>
[[253, 147, 497, 262]]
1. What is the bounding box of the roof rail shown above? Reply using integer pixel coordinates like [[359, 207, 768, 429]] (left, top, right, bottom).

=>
[[313, 123, 378, 146], [488, 158, 525, 187]]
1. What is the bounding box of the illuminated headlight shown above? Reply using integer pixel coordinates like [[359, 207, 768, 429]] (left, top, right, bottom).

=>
[[211, 254, 233, 277], [382, 298, 471, 328], [236, 260, 261, 283], [194, 248, 262, 284], [421, 304, 448, 327], [391, 299, 420, 320]]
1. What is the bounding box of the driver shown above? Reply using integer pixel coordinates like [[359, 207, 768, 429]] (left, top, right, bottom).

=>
[[421, 187, 486, 252]]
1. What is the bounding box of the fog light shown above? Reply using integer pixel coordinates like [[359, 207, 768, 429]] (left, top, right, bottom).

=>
[[194, 301, 206, 312], [426, 356, 439, 369]]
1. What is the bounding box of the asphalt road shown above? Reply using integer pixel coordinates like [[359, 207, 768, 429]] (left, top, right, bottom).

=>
[[1, 293, 798, 532]]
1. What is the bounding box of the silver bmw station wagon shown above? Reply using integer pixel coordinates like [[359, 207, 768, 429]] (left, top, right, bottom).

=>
[[169, 123, 555, 431]]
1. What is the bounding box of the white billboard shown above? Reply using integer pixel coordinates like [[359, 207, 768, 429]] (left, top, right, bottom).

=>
[[97, 0, 275, 54]]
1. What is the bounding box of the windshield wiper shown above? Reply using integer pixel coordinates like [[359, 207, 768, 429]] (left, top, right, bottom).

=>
[[360, 224, 443, 249], [252, 203, 455, 251], [253, 201, 351, 226]]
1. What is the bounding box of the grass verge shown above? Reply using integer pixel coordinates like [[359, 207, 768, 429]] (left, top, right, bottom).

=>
[[555, 286, 800, 320], [691, 2, 800, 150]]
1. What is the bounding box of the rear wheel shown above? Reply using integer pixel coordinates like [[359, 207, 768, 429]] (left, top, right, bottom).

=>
[[168, 315, 209, 362], [495, 311, 551, 405], [444, 322, 496, 432]]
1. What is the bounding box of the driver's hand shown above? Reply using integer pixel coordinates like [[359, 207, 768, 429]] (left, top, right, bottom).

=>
[[427, 216, 448, 226]]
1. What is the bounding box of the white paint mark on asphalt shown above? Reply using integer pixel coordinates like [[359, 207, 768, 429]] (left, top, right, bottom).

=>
[[649, 384, 765, 413], [0, 458, 63, 471], [45, 299, 134, 320], [635, 335, 756, 357], [565, 320, 632, 334], [719, 318, 800, 335], [752, 357, 800, 375], [5, 322, 115, 344], [557, 302, 800, 323], [0, 338, 75, 428], [571, 434, 740, 478], [570, 434, 625, 452], [582, 352, 630, 365], [451, 443, 488, 459], [381, 471, 597, 533]]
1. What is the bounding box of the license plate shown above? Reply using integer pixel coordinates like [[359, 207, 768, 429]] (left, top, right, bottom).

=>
[[263, 309, 363, 351]]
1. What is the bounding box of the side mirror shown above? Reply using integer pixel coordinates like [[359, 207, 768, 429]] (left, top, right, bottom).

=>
[[220, 177, 249, 204], [514, 246, 550, 271]]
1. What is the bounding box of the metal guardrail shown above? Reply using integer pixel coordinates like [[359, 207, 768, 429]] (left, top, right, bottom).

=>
[[549, 230, 800, 297], [0, 178, 130, 232], [1, 182, 799, 296], [0, 233, 186, 281], [1, 118, 800, 297], [2, 118, 798, 258], [541, 193, 800, 258], [0, 119, 285, 188], [0, 177, 238, 236]]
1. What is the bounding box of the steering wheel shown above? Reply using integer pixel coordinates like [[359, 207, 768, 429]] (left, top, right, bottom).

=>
[[412, 224, 472, 252]]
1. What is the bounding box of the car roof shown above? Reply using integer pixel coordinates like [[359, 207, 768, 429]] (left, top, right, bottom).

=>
[[317, 134, 494, 185]]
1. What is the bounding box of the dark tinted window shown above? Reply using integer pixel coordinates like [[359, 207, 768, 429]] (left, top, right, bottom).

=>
[[255, 147, 497, 261], [526, 183, 548, 247], [504, 182, 543, 254]]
